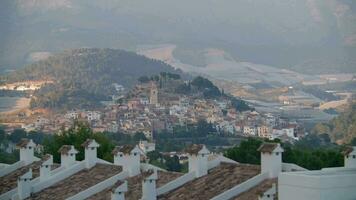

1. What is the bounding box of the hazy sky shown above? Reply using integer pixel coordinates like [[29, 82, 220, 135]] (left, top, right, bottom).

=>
[[1, 0, 355, 71]]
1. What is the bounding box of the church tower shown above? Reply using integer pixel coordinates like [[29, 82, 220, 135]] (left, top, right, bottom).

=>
[[150, 82, 158, 105]]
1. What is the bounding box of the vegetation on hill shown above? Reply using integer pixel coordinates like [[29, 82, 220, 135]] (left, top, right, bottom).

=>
[[2, 48, 182, 109], [225, 137, 344, 170], [312, 102, 356, 143]]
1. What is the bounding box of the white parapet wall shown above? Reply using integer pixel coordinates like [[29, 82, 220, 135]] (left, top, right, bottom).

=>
[[0, 160, 25, 177], [0, 187, 17, 199], [210, 173, 269, 200], [282, 163, 307, 172], [279, 168, 356, 200], [157, 172, 196, 196], [33, 161, 85, 193], [66, 171, 129, 200]]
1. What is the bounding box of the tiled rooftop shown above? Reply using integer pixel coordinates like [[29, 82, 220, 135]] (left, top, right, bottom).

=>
[[158, 163, 260, 200], [27, 164, 122, 200], [233, 178, 277, 200], [0, 161, 59, 195], [86, 171, 182, 200]]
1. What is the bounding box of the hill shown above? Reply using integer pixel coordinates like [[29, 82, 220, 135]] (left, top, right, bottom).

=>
[[2, 48, 182, 109], [312, 102, 356, 144]]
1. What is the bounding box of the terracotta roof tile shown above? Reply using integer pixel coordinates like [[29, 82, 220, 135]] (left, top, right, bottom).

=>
[[81, 139, 95, 148], [142, 169, 155, 179], [257, 143, 278, 153], [41, 154, 52, 162], [158, 163, 260, 200], [27, 164, 122, 200], [233, 178, 277, 200], [0, 159, 59, 195], [86, 171, 182, 200], [58, 145, 76, 155], [110, 180, 125, 193]]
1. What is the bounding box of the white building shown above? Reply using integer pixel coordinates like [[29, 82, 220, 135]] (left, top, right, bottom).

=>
[[278, 146, 356, 200], [243, 125, 257, 136], [139, 140, 156, 154], [86, 111, 101, 121]]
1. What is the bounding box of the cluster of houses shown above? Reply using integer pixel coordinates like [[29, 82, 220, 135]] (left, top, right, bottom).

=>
[[0, 138, 355, 200], [20, 82, 305, 143], [0, 81, 53, 91]]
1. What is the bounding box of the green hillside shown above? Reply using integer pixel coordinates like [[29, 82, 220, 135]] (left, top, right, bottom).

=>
[[2, 48, 182, 109]]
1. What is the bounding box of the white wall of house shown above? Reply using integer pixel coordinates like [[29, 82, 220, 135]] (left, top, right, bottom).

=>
[[279, 169, 356, 200]]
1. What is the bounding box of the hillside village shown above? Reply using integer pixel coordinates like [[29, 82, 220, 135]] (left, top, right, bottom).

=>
[[10, 74, 305, 145]]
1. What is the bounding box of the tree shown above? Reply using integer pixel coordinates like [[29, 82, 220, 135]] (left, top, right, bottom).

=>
[[165, 155, 182, 172], [133, 132, 147, 141], [8, 129, 27, 143], [225, 137, 344, 170], [43, 122, 115, 163], [224, 137, 263, 164], [0, 128, 5, 142]]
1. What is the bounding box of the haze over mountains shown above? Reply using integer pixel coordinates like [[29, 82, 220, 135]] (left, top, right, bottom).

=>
[[1, 0, 355, 74]]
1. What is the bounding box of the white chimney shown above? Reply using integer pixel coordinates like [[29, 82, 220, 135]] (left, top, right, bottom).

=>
[[58, 145, 78, 168], [142, 169, 158, 200], [40, 154, 53, 181], [16, 139, 36, 165], [18, 169, 32, 200], [113, 145, 141, 176], [258, 143, 284, 178], [258, 183, 276, 200], [185, 144, 210, 178], [82, 139, 100, 168], [343, 146, 356, 168], [111, 180, 128, 200]]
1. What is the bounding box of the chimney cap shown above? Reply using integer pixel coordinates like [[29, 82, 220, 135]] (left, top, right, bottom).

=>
[[342, 146, 356, 156], [58, 145, 78, 155], [258, 143, 283, 153], [142, 169, 158, 180], [112, 145, 140, 155], [184, 144, 210, 155], [40, 154, 53, 166], [16, 138, 36, 148], [81, 139, 100, 148], [111, 180, 128, 193], [19, 169, 32, 181]]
